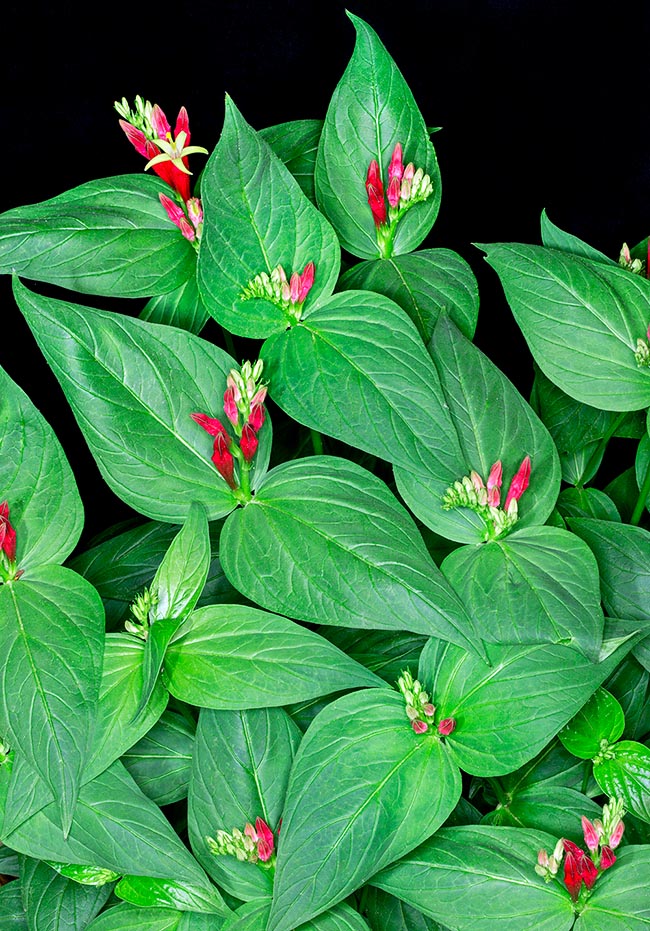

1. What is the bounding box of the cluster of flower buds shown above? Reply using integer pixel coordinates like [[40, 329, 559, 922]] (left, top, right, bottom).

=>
[[634, 323, 650, 368], [206, 817, 276, 866], [618, 242, 645, 276], [535, 799, 625, 903], [396, 670, 456, 736], [115, 96, 208, 248], [124, 587, 158, 640], [442, 456, 531, 541], [365, 143, 434, 256], [0, 501, 22, 583], [191, 360, 267, 496], [240, 262, 315, 323]]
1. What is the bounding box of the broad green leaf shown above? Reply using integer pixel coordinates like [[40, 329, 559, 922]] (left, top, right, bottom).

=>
[[116, 875, 229, 915], [556, 488, 620, 522], [198, 98, 339, 338], [480, 242, 650, 411], [3, 762, 210, 887], [594, 741, 650, 823], [606, 656, 650, 741], [20, 856, 112, 931], [261, 292, 465, 480], [319, 629, 427, 684], [189, 708, 300, 900], [0, 881, 27, 929], [15, 280, 261, 522], [0, 176, 195, 296], [337, 249, 478, 343], [370, 825, 575, 931], [604, 467, 639, 523], [482, 786, 601, 844], [418, 622, 640, 777], [222, 900, 371, 931], [314, 14, 440, 258], [441, 526, 604, 658], [260, 120, 323, 204], [87, 902, 216, 930], [136, 502, 212, 718], [268, 690, 461, 931], [635, 431, 650, 515], [559, 688, 625, 759], [0, 566, 103, 835], [164, 604, 383, 709], [122, 711, 194, 807], [363, 888, 443, 931], [500, 739, 598, 796], [397, 315, 561, 544], [0, 364, 83, 569], [141, 275, 210, 335], [574, 846, 650, 930], [540, 210, 614, 264], [219, 457, 481, 655]]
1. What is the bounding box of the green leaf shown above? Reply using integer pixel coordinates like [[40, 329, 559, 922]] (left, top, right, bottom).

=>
[[441, 526, 605, 659], [540, 210, 614, 264], [164, 604, 383, 709], [0, 176, 195, 296], [337, 249, 478, 343], [480, 242, 650, 411], [136, 502, 212, 719], [20, 857, 112, 931], [219, 457, 481, 654], [319, 629, 427, 684], [141, 275, 210, 335], [261, 293, 464, 478], [188, 708, 300, 900], [3, 762, 210, 887], [635, 431, 650, 516], [314, 14, 440, 258], [418, 622, 640, 777], [222, 900, 371, 931], [556, 488, 620, 522], [116, 875, 229, 916], [396, 315, 561, 544], [483, 786, 602, 844], [122, 711, 194, 807], [370, 825, 575, 931], [268, 690, 461, 931], [14, 280, 257, 522], [0, 566, 103, 835], [606, 656, 650, 741], [87, 902, 216, 930], [500, 739, 597, 796], [259, 120, 323, 204], [46, 863, 120, 885], [575, 846, 650, 929], [198, 98, 339, 338], [594, 741, 650, 823], [0, 881, 27, 929], [559, 688, 625, 759], [0, 364, 83, 570], [363, 888, 443, 931]]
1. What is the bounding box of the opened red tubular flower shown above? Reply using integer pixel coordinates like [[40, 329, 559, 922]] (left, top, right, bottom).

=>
[[504, 455, 531, 511], [562, 840, 598, 901], [0, 501, 17, 562]]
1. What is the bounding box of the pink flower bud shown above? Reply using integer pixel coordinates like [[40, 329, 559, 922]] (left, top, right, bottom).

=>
[[248, 403, 266, 432], [240, 424, 259, 462], [504, 455, 531, 511], [470, 470, 485, 492], [387, 176, 401, 208], [298, 261, 315, 303], [191, 412, 229, 438], [212, 433, 236, 488], [223, 387, 239, 427], [0, 501, 17, 562], [411, 719, 429, 734], [255, 818, 275, 861], [422, 702, 435, 717], [609, 819, 625, 849], [187, 197, 203, 227], [150, 104, 171, 139], [581, 816, 600, 852], [178, 217, 196, 242], [486, 460, 502, 508], [119, 120, 150, 158], [289, 272, 301, 304], [159, 192, 186, 227], [437, 718, 456, 736], [537, 849, 549, 868], [227, 373, 242, 403], [244, 822, 257, 840], [600, 845, 616, 870], [388, 143, 404, 182]]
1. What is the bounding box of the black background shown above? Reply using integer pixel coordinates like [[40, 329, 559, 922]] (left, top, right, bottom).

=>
[[3, 0, 649, 537]]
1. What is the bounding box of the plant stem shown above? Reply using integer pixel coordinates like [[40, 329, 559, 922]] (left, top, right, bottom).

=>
[[220, 325, 237, 359], [630, 453, 650, 525], [576, 412, 627, 488], [310, 429, 324, 456], [487, 777, 508, 808]]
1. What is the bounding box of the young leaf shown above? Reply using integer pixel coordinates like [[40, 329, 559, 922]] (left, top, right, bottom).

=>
[[441, 526, 605, 659], [14, 280, 249, 523], [370, 825, 575, 931], [267, 690, 461, 931], [164, 604, 384, 709], [189, 708, 300, 900], [0, 566, 104, 836], [418, 622, 640, 777], [314, 14, 440, 258], [197, 98, 339, 337], [0, 364, 83, 570], [593, 741, 650, 823], [219, 457, 482, 655], [121, 711, 194, 807], [259, 119, 323, 204], [540, 210, 614, 264], [338, 249, 478, 343], [558, 688, 626, 759], [141, 276, 210, 335], [480, 242, 650, 411], [0, 176, 196, 297], [20, 856, 112, 930]]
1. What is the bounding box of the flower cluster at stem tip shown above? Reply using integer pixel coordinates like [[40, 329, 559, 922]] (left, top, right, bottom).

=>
[[240, 261, 315, 324], [124, 586, 159, 640], [442, 456, 531, 541], [365, 143, 434, 258], [115, 96, 207, 248], [207, 816, 278, 867], [0, 501, 22, 583], [535, 799, 625, 905], [191, 360, 268, 501], [397, 670, 456, 736]]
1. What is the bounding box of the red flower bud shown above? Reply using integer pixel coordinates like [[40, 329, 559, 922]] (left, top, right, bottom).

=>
[[255, 818, 274, 861], [366, 160, 387, 226], [437, 717, 456, 736], [298, 261, 315, 303], [240, 424, 259, 462], [563, 846, 583, 902], [290, 272, 301, 304], [212, 433, 236, 488], [388, 143, 404, 182], [581, 816, 600, 852], [387, 176, 401, 208], [248, 403, 266, 432], [0, 501, 17, 563], [191, 412, 229, 438], [600, 845, 616, 870], [504, 455, 531, 511], [609, 819, 625, 849], [411, 719, 428, 734]]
